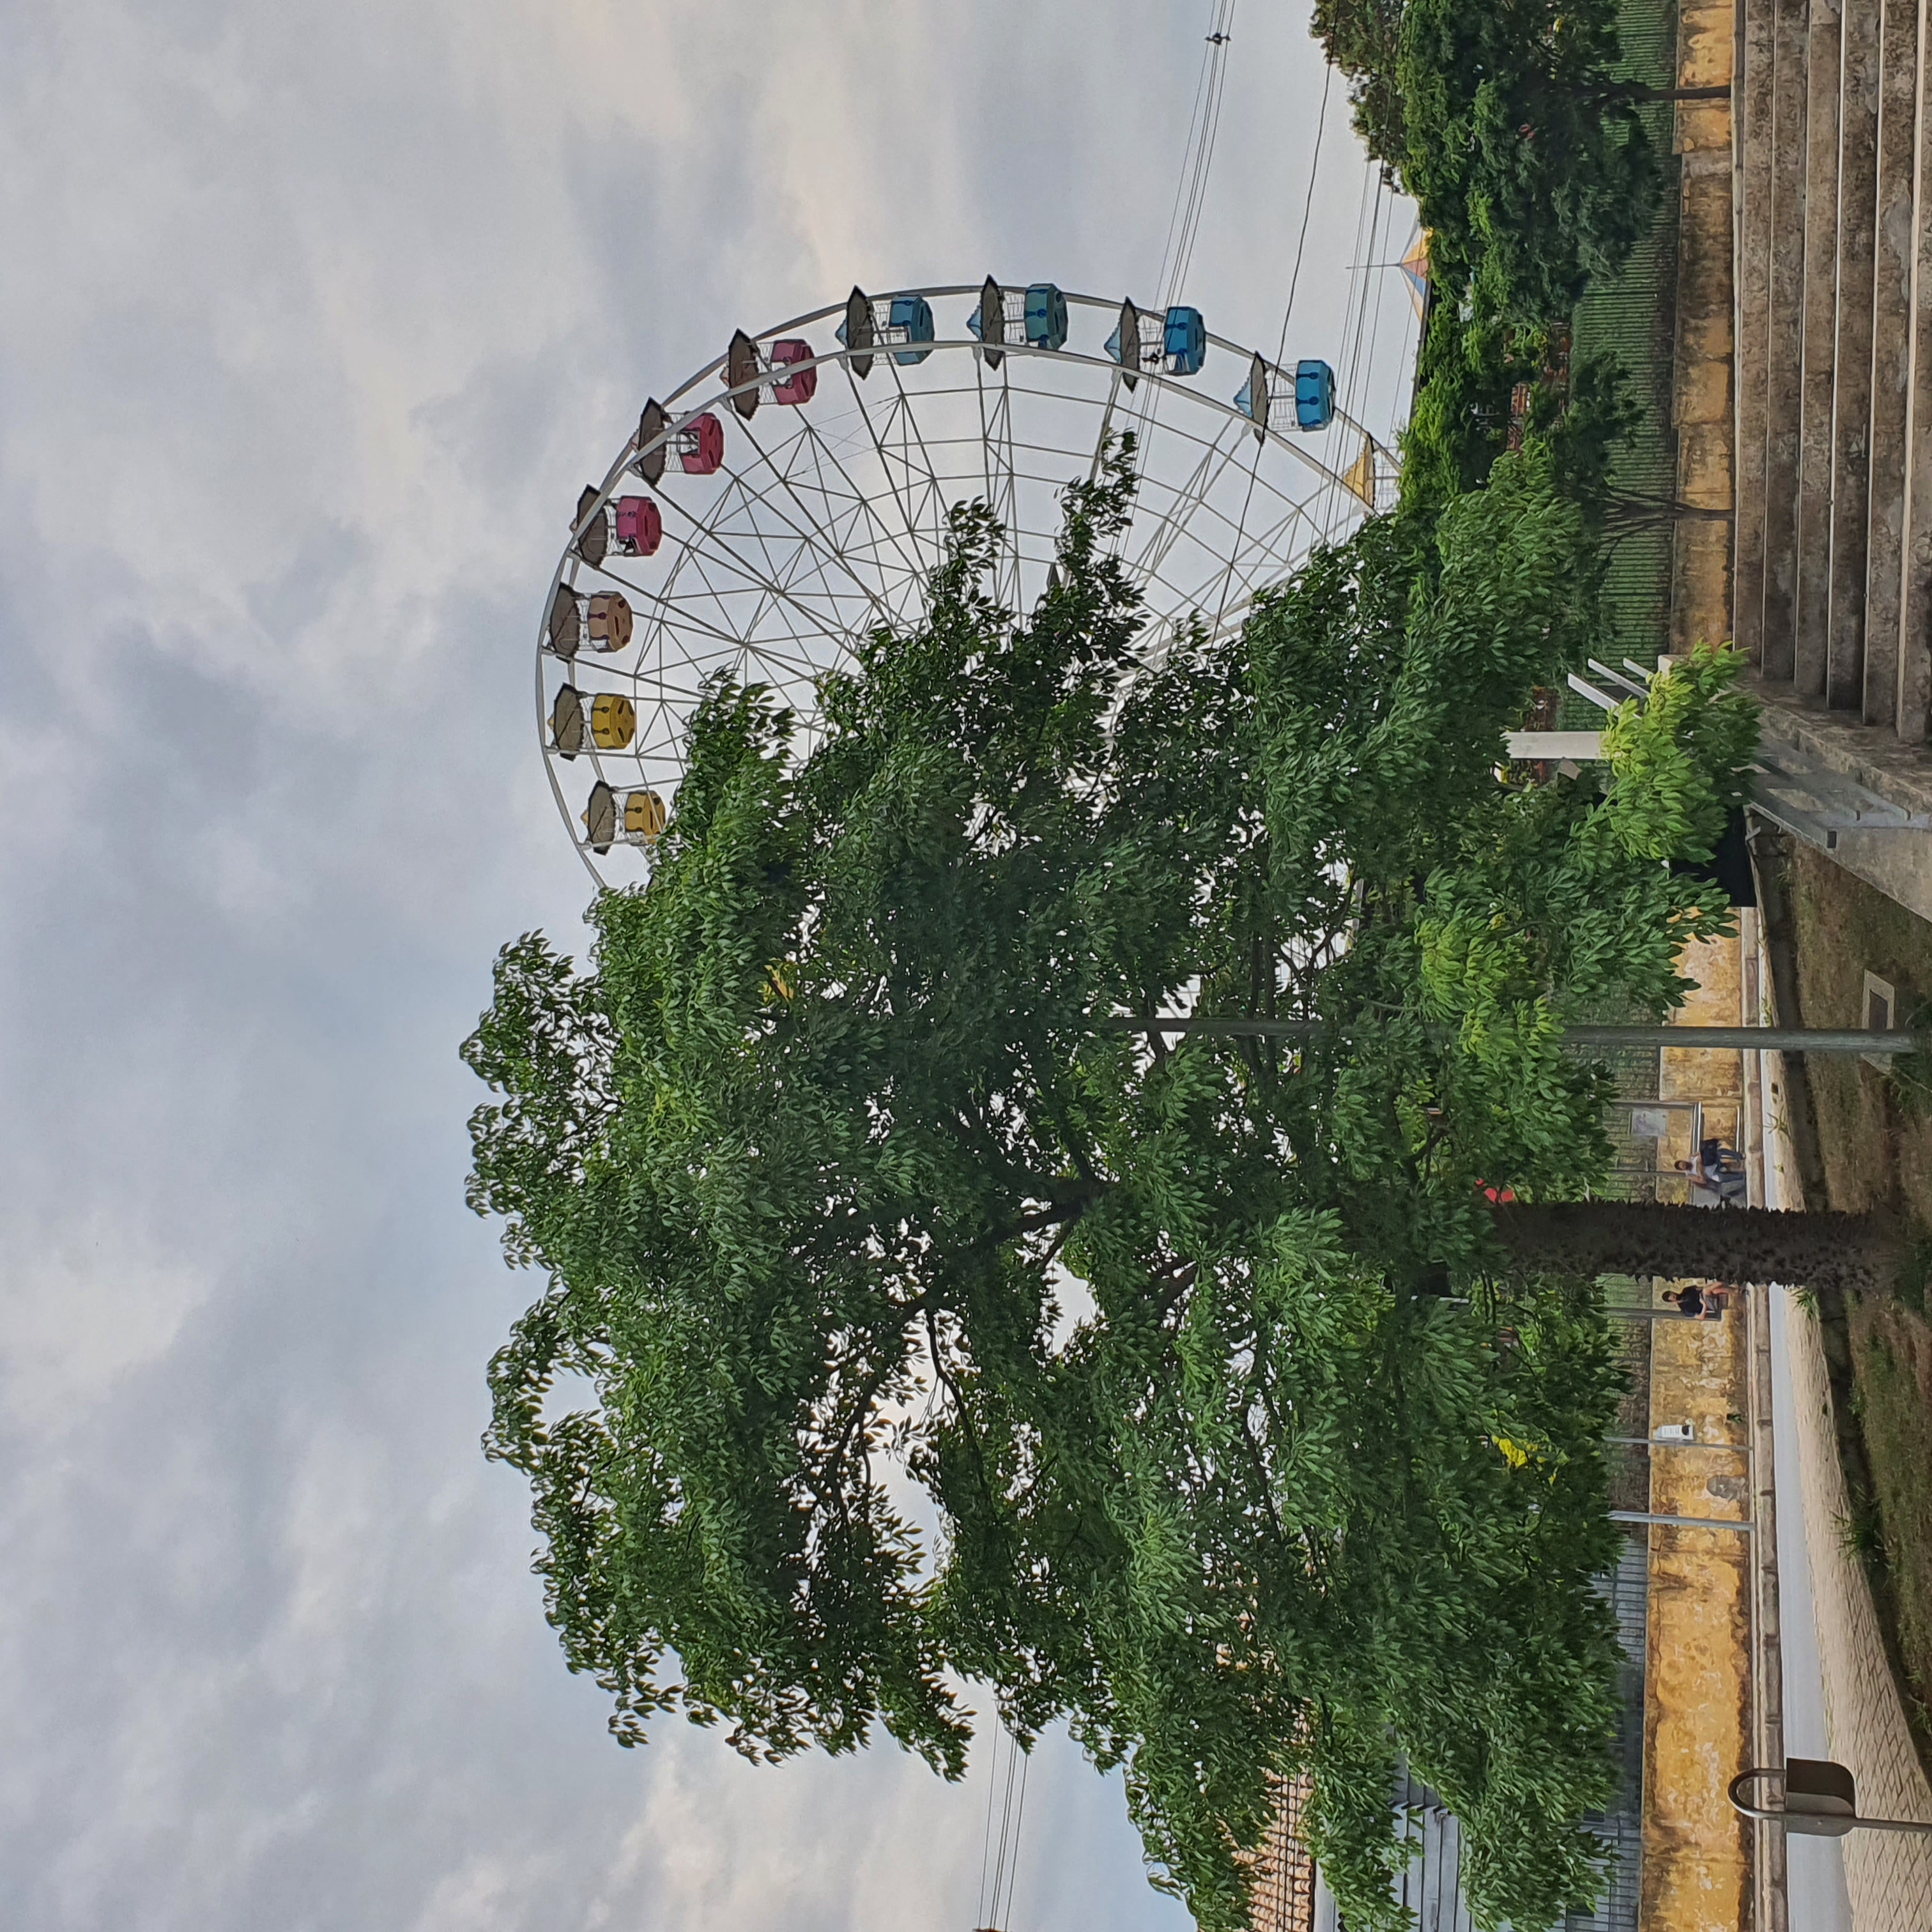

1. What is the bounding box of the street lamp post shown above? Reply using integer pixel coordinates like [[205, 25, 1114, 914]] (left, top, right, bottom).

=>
[[1729, 1761, 1932, 1836]]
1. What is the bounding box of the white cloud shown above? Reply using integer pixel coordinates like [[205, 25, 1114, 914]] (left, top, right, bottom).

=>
[[0, 1222, 211, 1434]]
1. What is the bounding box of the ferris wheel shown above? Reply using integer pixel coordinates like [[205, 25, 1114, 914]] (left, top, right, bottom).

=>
[[537, 279, 1397, 882]]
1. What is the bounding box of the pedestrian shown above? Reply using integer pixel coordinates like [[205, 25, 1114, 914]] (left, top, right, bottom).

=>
[[1662, 1285, 1726, 1321]]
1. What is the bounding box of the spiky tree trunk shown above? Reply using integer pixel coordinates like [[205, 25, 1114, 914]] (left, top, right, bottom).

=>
[[1487, 1200, 1906, 1298]]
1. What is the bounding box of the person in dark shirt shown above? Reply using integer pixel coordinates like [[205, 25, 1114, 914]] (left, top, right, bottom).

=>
[[1662, 1285, 1728, 1319]]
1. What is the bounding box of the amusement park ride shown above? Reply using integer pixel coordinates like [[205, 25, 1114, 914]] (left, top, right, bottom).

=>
[[536, 278, 1395, 882]]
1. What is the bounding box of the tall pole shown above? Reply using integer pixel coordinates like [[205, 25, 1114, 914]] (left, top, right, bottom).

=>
[[1107, 1018, 1905, 1055]]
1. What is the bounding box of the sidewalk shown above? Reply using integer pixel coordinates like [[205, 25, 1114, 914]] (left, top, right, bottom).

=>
[[1759, 1031, 1932, 1931]]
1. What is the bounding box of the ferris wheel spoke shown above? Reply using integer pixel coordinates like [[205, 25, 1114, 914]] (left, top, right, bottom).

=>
[[996, 378, 1025, 609], [1209, 503, 1322, 614], [1130, 420, 1252, 584], [795, 408, 942, 614], [656, 470, 885, 669], [781, 406, 939, 600], [730, 416, 905, 631], [879, 365, 955, 549], [1207, 442, 1269, 634], [1154, 480, 1322, 615], [680, 448, 874, 620], [973, 359, 1024, 610], [703, 468, 853, 666], [591, 452, 859, 643], [1085, 369, 1130, 485], [1152, 500, 1323, 640], [674, 535, 825, 695], [840, 364, 940, 576]]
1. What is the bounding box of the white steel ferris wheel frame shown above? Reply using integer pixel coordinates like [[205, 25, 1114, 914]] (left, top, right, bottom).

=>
[[537, 282, 1396, 885]]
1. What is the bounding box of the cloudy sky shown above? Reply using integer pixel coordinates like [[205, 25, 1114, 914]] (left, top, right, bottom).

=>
[[0, 4, 1414, 1928]]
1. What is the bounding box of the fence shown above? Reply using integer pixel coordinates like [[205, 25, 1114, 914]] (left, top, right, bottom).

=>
[[1373, 1537, 1650, 1932], [1566, 0, 1684, 723]]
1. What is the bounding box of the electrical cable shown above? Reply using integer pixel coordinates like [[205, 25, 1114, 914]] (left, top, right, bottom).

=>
[[1334, 172, 1391, 522], [986, 1725, 1022, 1928], [1166, 0, 1236, 305], [974, 1725, 1002, 1928], [1315, 149, 1379, 540], [1151, 10, 1220, 305], [1130, 0, 1239, 479], [1353, 185, 1395, 503], [1154, 0, 1238, 310], [995, 1742, 1031, 1930], [1274, 61, 1335, 366]]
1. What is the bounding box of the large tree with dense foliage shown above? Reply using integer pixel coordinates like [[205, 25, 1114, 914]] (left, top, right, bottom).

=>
[[1315, 0, 1724, 320], [1398, 0, 1657, 319], [1312, 0, 1409, 176], [464, 448, 1883, 1932]]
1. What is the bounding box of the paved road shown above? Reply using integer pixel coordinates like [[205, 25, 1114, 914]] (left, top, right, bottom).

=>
[[1767, 1275, 1854, 1929], [1762, 1049, 1931, 1931]]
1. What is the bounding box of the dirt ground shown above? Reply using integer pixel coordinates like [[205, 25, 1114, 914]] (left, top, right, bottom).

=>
[[1785, 839, 1932, 1751]]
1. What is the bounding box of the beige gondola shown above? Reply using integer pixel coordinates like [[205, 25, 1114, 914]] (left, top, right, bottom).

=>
[[586, 591, 632, 652], [591, 692, 636, 750]]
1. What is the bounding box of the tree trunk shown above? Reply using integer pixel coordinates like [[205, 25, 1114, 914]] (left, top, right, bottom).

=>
[[1487, 1199, 1906, 1297], [1602, 497, 1737, 532]]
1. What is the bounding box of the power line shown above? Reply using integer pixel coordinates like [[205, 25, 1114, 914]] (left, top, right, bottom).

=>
[[1166, 0, 1236, 305], [1153, 0, 1239, 309], [974, 1724, 1003, 1928], [996, 1742, 1030, 1929], [1274, 62, 1335, 366], [974, 1722, 1030, 1931]]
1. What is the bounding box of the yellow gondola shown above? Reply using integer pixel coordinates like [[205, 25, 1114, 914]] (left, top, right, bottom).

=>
[[623, 790, 668, 841], [590, 692, 636, 750]]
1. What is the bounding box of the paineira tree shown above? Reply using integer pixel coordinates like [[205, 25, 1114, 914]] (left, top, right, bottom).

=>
[[464, 448, 1769, 1932]]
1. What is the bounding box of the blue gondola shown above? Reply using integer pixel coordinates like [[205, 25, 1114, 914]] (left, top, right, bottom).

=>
[[1023, 284, 1068, 350], [1294, 358, 1335, 429], [888, 295, 934, 364], [968, 280, 1070, 359], [1234, 353, 1337, 435], [1163, 306, 1206, 375], [837, 289, 935, 372], [1106, 298, 1208, 381]]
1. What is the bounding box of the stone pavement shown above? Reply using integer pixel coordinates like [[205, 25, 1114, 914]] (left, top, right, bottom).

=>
[[1760, 1038, 1932, 1929]]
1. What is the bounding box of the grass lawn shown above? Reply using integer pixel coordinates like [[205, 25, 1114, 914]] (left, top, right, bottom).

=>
[[1785, 839, 1932, 1754]]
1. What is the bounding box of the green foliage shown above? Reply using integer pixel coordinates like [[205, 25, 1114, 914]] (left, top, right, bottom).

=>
[[466, 450, 1759, 1932], [1397, 299, 1641, 540], [1311, 0, 1409, 172], [1398, 0, 1657, 323], [1600, 643, 1759, 861], [1395, 301, 1522, 523]]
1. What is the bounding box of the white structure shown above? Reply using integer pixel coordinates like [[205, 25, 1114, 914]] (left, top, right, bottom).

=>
[[535, 280, 1388, 883]]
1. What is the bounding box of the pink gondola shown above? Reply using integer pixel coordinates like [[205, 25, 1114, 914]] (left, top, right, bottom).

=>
[[682, 411, 724, 474], [769, 339, 816, 405], [724, 332, 820, 420], [634, 398, 725, 483], [614, 495, 663, 556]]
